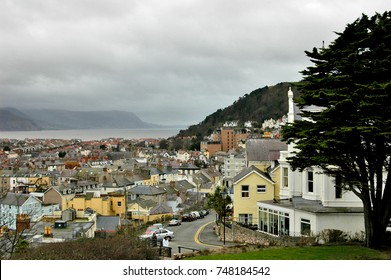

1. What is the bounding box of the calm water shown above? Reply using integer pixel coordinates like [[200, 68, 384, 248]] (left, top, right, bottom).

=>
[[0, 128, 184, 141]]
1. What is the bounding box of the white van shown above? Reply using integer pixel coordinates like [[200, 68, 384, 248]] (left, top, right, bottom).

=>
[[190, 211, 201, 219]]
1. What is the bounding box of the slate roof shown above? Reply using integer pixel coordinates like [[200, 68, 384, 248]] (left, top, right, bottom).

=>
[[113, 176, 134, 186], [101, 176, 134, 188], [233, 165, 273, 184], [96, 216, 121, 231], [129, 185, 166, 196], [246, 139, 287, 162], [175, 163, 200, 170], [259, 197, 363, 214], [0, 193, 33, 206], [192, 173, 210, 185], [150, 203, 173, 215], [128, 198, 157, 209]]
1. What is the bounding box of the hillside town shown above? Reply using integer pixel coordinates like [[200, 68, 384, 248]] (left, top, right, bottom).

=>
[[0, 89, 377, 259]]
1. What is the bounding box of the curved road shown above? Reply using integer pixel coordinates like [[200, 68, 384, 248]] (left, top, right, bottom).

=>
[[166, 211, 223, 255]]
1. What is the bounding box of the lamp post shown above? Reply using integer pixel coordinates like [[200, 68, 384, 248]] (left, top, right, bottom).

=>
[[221, 190, 227, 246]]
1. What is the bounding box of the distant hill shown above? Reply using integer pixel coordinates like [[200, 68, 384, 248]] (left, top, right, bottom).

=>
[[0, 108, 42, 131], [0, 108, 160, 131], [1, 82, 299, 132], [177, 82, 299, 138]]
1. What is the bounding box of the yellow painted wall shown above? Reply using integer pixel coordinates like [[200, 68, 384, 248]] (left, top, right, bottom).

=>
[[233, 172, 275, 225], [68, 195, 125, 217], [150, 174, 159, 186], [28, 176, 51, 185], [128, 202, 150, 223], [270, 166, 281, 200], [110, 196, 126, 217]]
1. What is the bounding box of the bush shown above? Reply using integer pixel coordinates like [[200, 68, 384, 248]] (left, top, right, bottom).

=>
[[11, 235, 160, 260]]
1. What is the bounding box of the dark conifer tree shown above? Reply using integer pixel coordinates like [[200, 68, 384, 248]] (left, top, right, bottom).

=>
[[282, 11, 391, 248]]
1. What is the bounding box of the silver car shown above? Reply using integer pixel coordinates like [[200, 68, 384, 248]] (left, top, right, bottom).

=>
[[168, 219, 182, 226], [139, 228, 175, 241]]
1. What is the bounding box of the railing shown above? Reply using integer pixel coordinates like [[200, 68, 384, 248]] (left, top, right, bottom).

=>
[[159, 246, 172, 258], [177, 246, 200, 254]]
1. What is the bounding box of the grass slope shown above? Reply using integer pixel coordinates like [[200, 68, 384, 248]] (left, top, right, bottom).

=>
[[188, 245, 391, 260]]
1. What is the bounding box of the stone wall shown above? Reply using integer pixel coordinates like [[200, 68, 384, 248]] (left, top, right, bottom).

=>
[[215, 223, 311, 247]]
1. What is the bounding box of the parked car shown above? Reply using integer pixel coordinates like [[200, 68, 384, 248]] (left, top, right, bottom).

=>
[[144, 225, 159, 234], [200, 209, 209, 217], [191, 211, 201, 219], [181, 213, 195, 222], [139, 228, 175, 241], [168, 219, 182, 226], [152, 223, 164, 229]]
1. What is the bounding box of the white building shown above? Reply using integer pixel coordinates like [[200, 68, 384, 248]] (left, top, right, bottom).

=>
[[257, 88, 364, 237], [0, 193, 43, 230], [222, 153, 246, 186]]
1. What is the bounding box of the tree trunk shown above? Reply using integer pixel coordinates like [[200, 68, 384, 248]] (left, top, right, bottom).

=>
[[363, 199, 388, 248]]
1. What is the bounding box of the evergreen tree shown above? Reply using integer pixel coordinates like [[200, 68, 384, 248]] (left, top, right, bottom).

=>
[[282, 11, 391, 248], [207, 187, 232, 223]]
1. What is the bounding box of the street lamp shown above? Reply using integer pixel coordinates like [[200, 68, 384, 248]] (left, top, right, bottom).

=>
[[221, 190, 227, 246]]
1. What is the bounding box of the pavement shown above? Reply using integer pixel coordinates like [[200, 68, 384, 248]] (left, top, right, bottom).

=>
[[198, 221, 224, 247], [196, 220, 231, 247]]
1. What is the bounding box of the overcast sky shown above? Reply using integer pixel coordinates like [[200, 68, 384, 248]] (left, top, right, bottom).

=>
[[0, 1, 389, 126]]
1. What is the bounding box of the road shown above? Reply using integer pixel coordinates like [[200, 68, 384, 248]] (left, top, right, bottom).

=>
[[165, 211, 223, 254]]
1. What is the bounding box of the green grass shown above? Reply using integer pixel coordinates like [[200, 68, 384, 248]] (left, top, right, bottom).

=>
[[188, 245, 391, 260]]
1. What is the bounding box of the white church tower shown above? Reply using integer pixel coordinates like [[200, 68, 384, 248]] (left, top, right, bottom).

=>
[[287, 87, 295, 123]]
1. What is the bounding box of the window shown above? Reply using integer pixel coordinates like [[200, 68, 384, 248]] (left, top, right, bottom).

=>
[[239, 214, 252, 225], [241, 185, 249, 197], [283, 167, 288, 188], [258, 208, 290, 236], [335, 175, 342, 199], [117, 201, 122, 207], [300, 218, 311, 236], [307, 171, 314, 193], [257, 185, 266, 193]]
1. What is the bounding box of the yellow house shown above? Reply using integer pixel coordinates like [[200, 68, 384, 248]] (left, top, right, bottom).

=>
[[27, 174, 51, 192], [128, 199, 172, 223], [148, 170, 160, 186], [233, 165, 276, 225], [43, 186, 72, 210], [67, 194, 126, 218], [128, 199, 155, 223]]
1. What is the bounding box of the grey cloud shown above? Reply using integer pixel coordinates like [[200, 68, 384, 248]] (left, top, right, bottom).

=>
[[1, 0, 389, 126]]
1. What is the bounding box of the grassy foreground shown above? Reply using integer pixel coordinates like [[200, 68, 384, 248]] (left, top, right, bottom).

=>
[[188, 245, 391, 260]]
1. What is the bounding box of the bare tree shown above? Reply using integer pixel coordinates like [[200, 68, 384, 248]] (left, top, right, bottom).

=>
[[0, 192, 41, 259]]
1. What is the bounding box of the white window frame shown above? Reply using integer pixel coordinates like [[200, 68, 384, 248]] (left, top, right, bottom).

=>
[[241, 185, 249, 198], [283, 167, 289, 188], [239, 213, 253, 225], [300, 218, 311, 236]]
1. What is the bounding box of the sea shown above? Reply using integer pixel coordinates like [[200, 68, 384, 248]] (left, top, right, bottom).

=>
[[0, 128, 185, 141]]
